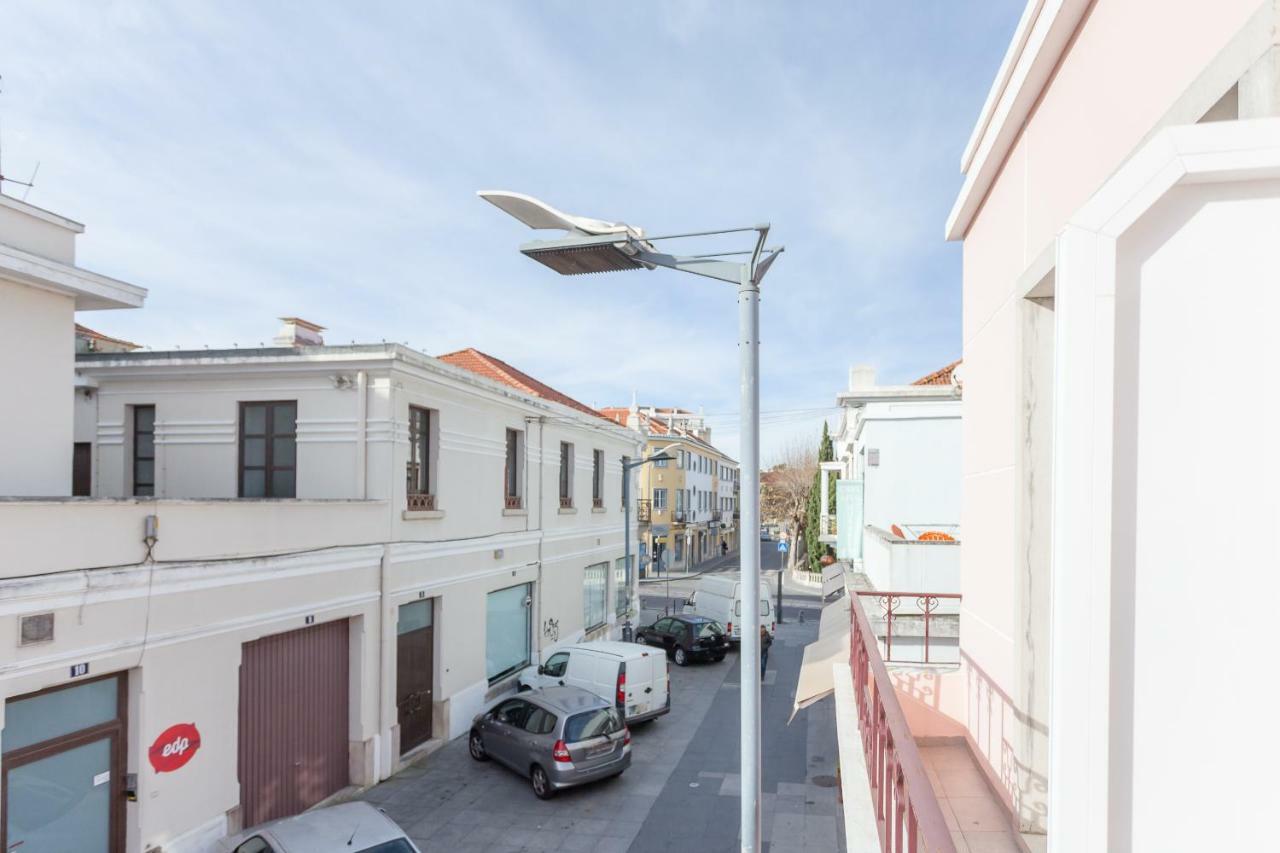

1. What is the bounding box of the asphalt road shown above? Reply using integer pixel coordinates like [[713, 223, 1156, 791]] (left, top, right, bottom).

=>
[[361, 539, 841, 852]]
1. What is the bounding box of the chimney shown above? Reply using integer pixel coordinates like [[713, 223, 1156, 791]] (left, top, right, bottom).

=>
[[849, 365, 876, 390], [273, 317, 325, 348]]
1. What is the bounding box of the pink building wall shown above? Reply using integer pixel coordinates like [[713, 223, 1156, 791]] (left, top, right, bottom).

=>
[[952, 0, 1261, 833]]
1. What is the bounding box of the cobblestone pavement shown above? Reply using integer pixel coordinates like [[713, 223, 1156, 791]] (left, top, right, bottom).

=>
[[361, 551, 841, 853]]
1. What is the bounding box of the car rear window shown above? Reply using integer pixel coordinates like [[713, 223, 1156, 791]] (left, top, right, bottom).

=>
[[697, 622, 725, 639], [564, 707, 623, 743], [357, 840, 416, 853]]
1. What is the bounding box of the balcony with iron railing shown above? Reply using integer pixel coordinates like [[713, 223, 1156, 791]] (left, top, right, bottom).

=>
[[848, 589, 957, 852], [801, 562, 1022, 852]]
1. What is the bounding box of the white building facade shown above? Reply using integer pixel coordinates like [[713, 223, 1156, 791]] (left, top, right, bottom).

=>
[[0, 197, 643, 853], [831, 364, 962, 595]]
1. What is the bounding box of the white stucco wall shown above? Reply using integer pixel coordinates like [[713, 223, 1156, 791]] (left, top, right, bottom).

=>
[[856, 400, 961, 535], [1, 280, 74, 496], [1105, 177, 1280, 853]]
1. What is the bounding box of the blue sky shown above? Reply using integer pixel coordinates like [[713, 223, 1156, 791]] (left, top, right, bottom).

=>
[[4, 1, 1021, 461]]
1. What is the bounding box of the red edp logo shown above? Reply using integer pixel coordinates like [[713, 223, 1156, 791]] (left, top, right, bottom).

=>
[[148, 723, 201, 773]]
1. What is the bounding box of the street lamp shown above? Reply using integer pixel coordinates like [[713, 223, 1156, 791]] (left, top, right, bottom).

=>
[[480, 190, 782, 853], [622, 443, 679, 640]]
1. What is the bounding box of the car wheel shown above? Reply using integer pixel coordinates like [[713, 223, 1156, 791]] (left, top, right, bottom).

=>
[[531, 765, 555, 800], [468, 731, 488, 762], [634, 632, 646, 644], [674, 646, 688, 666]]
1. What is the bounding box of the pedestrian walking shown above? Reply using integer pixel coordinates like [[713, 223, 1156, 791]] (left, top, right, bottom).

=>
[[760, 625, 773, 679], [721, 540, 728, 557]]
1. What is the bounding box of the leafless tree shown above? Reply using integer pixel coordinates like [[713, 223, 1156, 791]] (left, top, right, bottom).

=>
[[762, 439, 817, 570]]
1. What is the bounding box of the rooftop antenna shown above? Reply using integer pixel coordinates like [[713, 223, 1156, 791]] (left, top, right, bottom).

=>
[[0, 75, 41, 202]]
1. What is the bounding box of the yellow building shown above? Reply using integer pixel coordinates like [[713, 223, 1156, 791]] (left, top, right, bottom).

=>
[[601, 405, 739, 573]]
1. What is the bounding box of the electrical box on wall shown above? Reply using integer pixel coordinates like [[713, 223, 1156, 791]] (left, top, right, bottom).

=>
[[867, 448, 880, 467]]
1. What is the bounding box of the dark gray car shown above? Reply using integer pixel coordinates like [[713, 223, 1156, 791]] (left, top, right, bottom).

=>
[[469, 686, 631, 799]]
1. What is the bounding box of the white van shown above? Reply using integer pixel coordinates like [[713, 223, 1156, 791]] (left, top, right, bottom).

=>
[[684, 572, 776, 642], [518, 641, 670, 724]]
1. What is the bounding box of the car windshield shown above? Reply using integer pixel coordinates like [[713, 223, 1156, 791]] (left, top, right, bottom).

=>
[[564, 708, 624, 743], [357, 840, 416, 853], [697, 621, 725, 639]]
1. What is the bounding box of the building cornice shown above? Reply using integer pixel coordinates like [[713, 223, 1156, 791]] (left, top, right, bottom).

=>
[[946, 0, 1092, 241], [0, 241, 146, 309]]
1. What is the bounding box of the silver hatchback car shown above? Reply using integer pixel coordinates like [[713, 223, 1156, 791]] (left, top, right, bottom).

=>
[[469, 686, 631, 798]]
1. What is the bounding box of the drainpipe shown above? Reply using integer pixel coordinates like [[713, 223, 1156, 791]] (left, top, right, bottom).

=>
[[377, 543, 390, 782], [356, 370, 368, 500], [534, 416, 545, 663]]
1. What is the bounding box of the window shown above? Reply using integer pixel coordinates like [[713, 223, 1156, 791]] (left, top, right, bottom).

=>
[[233, 838, 275, 853], [674, 537, 684, 562], [543, 652, 570, 678], [505, 428, 523, 508], [654, 455, 668, 468], [72, 442, 91, 496], [653, 488, 668, 510], [559, 441, 574, 508], [486, 583, 531, 682], [615, 556, 628, 615], [675, 490, 685, 512], [524, 707, 557, 735], [493, 698, 533, 727], [592, 449, 604, 508], [584, 562, 607, 631], [132, 404, 155, 496], [407, 406, 435, 510], [239, 401, 296, 498], [564, 708, 623, 743]]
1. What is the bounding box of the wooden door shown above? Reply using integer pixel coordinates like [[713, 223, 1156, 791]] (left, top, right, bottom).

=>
[[396, 600, 434, 754], [72, 442, 92, 496]]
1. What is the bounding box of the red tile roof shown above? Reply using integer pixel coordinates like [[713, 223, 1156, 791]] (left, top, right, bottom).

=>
[[911, 359, 961, 386], [437, 348, 606, 420], [75, 324, 140, 350]]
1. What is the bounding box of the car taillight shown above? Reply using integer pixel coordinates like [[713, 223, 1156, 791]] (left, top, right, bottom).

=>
[[623, 728, 631, 746], [616, 665, 626, 709], [727, 622, 733, 635], [552, 740, 572, 762]]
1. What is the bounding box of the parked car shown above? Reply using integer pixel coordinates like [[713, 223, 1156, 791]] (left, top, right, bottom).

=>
[[683, 572, 775, 643], [634, 614, 729, 665], [760, 528, 771, 541], [518, 641, 670, 724], [217, 802, 419, 853], [469, 686, 631, 799]]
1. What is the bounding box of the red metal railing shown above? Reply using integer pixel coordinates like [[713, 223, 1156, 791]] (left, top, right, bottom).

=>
[[856, 591, 961, 664], [505, 495, 522, 510], [850, 592, 957, 853]]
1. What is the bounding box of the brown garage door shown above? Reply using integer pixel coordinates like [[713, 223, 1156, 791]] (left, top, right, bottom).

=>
[[238, 619, 349, 828]]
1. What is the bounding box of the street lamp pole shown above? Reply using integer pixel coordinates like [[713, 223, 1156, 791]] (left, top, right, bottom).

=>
[[480, 192, 781, 853], [737, 261, 763, 851]]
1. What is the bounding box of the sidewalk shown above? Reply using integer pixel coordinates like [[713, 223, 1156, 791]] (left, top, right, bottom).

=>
[[638, 547, 742, 584]]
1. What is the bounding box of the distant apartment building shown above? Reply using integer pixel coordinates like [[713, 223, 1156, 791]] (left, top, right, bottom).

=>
[[601, 404, 739, 572], [0, 194, 642, 853]]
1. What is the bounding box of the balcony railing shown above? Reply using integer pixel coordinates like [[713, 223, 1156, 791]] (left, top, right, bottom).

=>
[[850, 592, 956, 853], [593, 497, 604, 509], [856, 591, 960, 665], [559, 496, 573, 509], [636, 499, 651, 522], [505, 494, 522, 510], [406, 492, 436, 511], [674, 510, 687, 523]]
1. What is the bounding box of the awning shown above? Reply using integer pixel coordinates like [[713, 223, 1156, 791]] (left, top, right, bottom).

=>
[[818, 595, 851, 639], [790, 615, 851, 722], [822, 561, 846, 598]]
